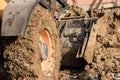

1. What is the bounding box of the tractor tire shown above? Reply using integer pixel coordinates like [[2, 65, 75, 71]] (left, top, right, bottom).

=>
[[2, 4, 61, 80]]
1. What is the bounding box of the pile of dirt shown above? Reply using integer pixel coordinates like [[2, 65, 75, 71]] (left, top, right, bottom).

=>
[[85, 11, 120, 80], [85, 48, 120, 80]]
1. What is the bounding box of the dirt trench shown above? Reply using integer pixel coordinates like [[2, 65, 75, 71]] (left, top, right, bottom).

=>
[[60, 9, 120, 80], [1, 4, 120, 80]]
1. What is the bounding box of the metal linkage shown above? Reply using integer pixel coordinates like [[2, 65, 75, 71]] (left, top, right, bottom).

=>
[[79, 19, 95, 58], [57, 17, 98, 21]]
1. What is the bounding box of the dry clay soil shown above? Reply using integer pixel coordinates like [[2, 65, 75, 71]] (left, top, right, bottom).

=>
[[60, 9, 120, 80], [1, 6, 120, 80], [85, 12, 120, 80]]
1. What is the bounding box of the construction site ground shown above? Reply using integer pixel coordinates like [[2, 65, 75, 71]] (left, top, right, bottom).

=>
[[60, 11, 120, 80], [0, 6, 120, 80]]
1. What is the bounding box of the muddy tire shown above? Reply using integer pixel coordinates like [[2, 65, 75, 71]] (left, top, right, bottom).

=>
[[3, 4, 61, 80]]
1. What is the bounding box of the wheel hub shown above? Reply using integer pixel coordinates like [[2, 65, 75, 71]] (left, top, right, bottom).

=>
[[39, 40, 48, 60], [39, 29, 55, 77]]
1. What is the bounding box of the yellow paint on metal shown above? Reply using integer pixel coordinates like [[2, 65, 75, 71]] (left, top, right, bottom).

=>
[[0, 0, 7, 18]]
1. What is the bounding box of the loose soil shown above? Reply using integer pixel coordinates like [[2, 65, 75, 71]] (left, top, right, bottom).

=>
[[60, 9, 120, 80], [1, 4, 120, 80], [85, 11, 120, 80]]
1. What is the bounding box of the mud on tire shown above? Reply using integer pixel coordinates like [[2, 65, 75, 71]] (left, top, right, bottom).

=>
[[2, 4, 61, 80]]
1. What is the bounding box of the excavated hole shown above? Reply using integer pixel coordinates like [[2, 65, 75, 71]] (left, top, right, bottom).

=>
[[60, 58, 87, 71], [59, 58, 94, 80]]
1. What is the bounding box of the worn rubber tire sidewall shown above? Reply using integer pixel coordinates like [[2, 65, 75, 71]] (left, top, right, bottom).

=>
[[3, 4, 61, 80]]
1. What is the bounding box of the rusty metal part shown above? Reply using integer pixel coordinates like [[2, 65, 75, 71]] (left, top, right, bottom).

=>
[[1, 0, 39, 36]]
